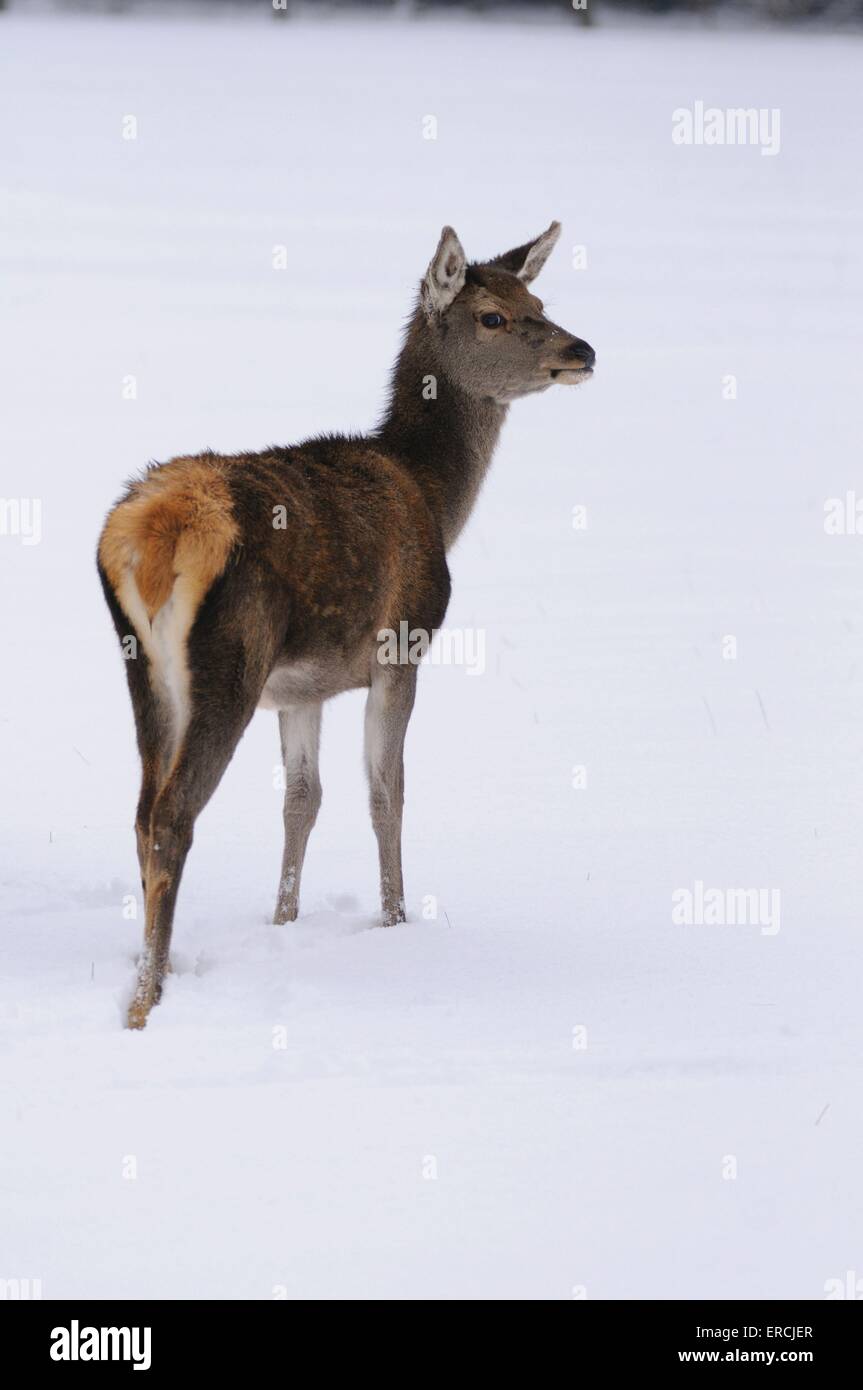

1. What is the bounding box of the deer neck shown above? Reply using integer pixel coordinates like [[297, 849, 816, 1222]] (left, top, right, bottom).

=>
[[376, 309, 508, 550]]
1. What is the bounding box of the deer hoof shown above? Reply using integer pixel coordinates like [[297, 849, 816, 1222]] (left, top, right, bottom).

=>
[[381, 906, 406, 928], [126, 997, 152, 1030]]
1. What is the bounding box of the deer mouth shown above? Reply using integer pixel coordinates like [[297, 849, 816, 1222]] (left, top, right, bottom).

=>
[[550, 366, 593, 383]]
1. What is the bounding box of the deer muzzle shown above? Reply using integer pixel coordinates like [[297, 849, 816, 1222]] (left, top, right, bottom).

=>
[[546, 336, 595, 383]]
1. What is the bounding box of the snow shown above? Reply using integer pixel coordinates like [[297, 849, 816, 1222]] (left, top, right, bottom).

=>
[[1, 8, 861, 1299]]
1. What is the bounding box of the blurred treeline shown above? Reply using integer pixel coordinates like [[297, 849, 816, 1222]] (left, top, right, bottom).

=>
[[6, 0, 861, 23], [300, 0, 863, 14]]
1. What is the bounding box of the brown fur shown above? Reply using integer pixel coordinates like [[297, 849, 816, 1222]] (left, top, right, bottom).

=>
[[97, 222, 594, 1029], [98, 457, 239, 622]]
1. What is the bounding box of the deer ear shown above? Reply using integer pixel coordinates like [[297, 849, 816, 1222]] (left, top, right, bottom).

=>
[[422, 226, 467, 317], [491, 220, 561, 284]]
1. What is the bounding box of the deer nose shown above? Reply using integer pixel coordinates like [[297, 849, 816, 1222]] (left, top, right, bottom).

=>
[[564, 338, 595, 369]]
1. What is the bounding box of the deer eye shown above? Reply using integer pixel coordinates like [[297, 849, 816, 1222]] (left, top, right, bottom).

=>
[[480, 312, 505, 329]]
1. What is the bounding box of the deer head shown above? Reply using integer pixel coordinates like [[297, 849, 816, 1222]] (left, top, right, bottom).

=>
[[420, 221, 595, 404]]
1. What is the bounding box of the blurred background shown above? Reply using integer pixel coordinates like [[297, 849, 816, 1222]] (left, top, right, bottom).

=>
[[2, 0, 863, 25]]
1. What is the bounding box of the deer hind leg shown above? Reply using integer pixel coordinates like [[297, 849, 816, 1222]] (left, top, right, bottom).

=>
[[273, 703, 322, 924], [364, 666, 417, 927], [128, 623, 273, 1030], [98, 576, 172, 904], [128, 668, 173, 906], [116, 579, 201, 932], [98, 458, 262, 1027]]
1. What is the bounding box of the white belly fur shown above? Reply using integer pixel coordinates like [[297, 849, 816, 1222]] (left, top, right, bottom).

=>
[[258, 656, 369, 710]]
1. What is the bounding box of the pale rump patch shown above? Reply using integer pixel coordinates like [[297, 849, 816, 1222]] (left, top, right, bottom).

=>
[[150, 580, 197, 752], [99, 456, 239, 752]]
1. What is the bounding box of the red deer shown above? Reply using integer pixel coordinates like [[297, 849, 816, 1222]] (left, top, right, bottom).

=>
[[98, 221, 595, 1028]]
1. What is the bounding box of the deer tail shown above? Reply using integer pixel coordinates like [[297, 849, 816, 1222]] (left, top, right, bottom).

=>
[[97, 457, 239, 750]]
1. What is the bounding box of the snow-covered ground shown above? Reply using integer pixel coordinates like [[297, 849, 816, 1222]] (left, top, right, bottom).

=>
[[1, 8, 861, 1300]]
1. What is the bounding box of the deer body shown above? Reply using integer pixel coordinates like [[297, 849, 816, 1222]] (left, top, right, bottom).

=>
[[98, 221, 594, 1028]]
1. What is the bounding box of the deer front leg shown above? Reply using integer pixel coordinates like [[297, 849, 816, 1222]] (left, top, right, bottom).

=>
[[364, 667, 416, 926], [273, 702, 322, 924]]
